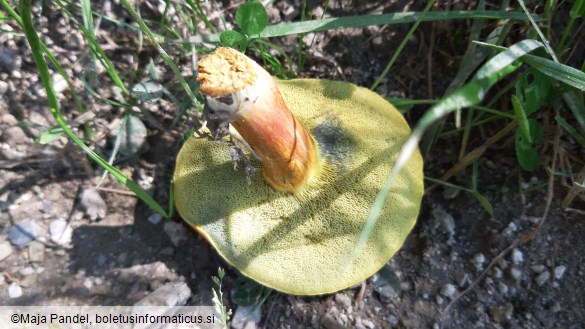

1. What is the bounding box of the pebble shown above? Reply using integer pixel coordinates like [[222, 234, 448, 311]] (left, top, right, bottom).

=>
[[147, 213, 163, 225], [472, 253, 485, 270], [0, 241, 13, 261], [440, 284, 457, 299], [231, 305, 262, 329], [511, 249, 523, 264], [497, 282, 508, 294], [531, 264, 546, 273], [433, 207, 455, 239], [8, 220, 44, 249], [554, 265, 567, 280], [49, 219, 73, 245], [534, 271, 551, 286], [80, 188, 107, 221], [509, 268, 522, 281], [97, 254, 107, 267], [335, 293, 352, 311], [490, 303, 514, 323], [134, 278, 191, 306], [321, 313, 344, 329], [20, 267, 35, 276], [491, 267, 503, 279], [549, 301, 562, 313], [28, 241, 45, 263], [8, 283, 23, 298], [84, 278, 93, 289], [387, 315, 399, 326], [455, 272, 469, 287], [163, 222, 188, 247]]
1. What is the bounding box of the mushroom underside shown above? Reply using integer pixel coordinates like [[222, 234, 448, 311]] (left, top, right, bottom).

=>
[[174, 79, 423, 295]]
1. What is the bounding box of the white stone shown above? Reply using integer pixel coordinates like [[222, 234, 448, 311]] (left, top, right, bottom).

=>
[[534, 271, 551, 286], [49, 219, 73, 245], [8, 283, 23, 299], [554, 265, 567, 280], [511, 249, 523, 264], [0, 241, 13, 262], [440, 283, 457, 299]]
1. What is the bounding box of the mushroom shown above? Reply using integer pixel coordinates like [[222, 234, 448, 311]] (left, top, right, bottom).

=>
[[174, 47, 423, 295]]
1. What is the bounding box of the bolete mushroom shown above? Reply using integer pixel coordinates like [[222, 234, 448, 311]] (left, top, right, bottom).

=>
[[174, 47, 423, 295]]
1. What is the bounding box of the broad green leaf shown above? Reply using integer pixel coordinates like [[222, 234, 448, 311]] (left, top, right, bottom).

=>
[[515, 119, 543, 171], [219, 30, 248, 51], [515, 68, 552, 116], [236, 1, 268, 36]]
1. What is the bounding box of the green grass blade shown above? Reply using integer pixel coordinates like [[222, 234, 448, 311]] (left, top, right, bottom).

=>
[[555, 116, 585, 147], [521, 54, 585, 91], [180, 10, 541, 44], [353, 39, 544, 257], [562, 91, 585, 132], [20, 0, 170, 218]]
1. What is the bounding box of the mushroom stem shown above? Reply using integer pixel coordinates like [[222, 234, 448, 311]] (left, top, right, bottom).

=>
[[197, 47, 322, 195]]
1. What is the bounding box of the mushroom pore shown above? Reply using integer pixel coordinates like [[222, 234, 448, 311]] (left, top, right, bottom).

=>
[[174, 47, 423, 295]]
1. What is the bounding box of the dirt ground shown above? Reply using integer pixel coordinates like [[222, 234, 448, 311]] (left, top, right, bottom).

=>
[[1, 1, 584, 328]]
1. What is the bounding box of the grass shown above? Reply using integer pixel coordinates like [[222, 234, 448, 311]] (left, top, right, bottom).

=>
[[2, 0, 584, 308]]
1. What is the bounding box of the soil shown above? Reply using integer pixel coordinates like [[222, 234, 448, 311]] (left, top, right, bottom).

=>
[[1, 1, 584, 329]]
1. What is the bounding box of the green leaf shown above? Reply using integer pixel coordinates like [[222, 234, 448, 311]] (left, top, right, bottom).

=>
[[515, 119, 543, 171], [515, 68, 552, 116], [219, 30, 248, 51], [37, 127, 65, 144], [236, 1, 268, 36], [570, 0, 585, 19]]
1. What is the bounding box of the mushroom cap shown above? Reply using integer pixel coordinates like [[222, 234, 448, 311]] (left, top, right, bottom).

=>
[[174, 79, 423, 295]]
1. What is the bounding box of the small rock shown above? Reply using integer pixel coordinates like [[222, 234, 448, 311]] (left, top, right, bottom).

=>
[[387, 315, 399, 326], [20, 267, 35, 276], [435, 295, 444, 305], [531, 264, 546, 273], [163, 222, 188, 247], [549, 301, 562, 313], [28, 241, 45, 262], [20, 273, 38, 287], [490, 303, 514, 323], [321, 313, 344, 329], [231, 304, 262, 329], [49, 219, 73, 245], [497, 282, 508, 294], [52, 73, 68, 94], [509, 268, 522, 281], [472, 253, 486, 270], [511, 249, 523, 264], [97, 254, 107, 267], [0, 241, 13, 261], [554, 265, 567, 280], [84, 278, 93, 289], [433, 207, 455, 240], [491, 267, 503, 279], [80, 188, 107, 221], [8, 220, 44, 249], [455, 272, 469, 287], [8, 283, 23, 298], [534, 271, 551, 286], [440, 284, 457, 299], [147, 213, 163, 225], [134, 278, 191, 306], [335, 293, 352, 311]]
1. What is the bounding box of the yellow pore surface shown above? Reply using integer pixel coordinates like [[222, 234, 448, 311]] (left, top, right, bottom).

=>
[[174, 79, 424, 295]]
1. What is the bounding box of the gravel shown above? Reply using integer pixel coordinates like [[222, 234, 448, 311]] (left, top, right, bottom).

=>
[[8, 220, 45, 249]]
